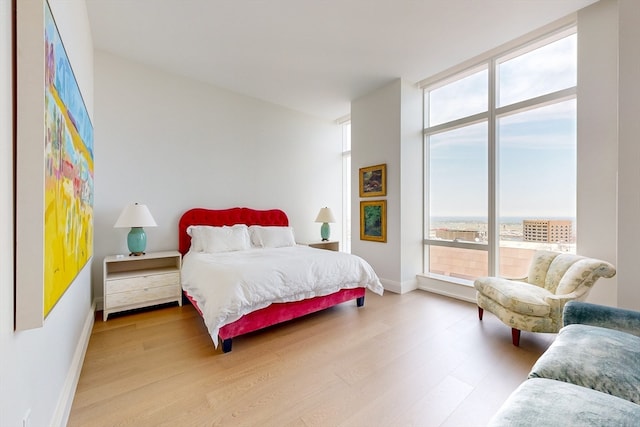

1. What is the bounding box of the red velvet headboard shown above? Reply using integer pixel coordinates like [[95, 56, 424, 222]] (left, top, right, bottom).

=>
[[178, 207, 289, 255]]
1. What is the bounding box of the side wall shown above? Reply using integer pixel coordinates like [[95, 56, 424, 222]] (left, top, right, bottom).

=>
[[0, 1, 95, 426], [616, 0, 640, 309], [92, 51, 343, 303], [577, 0, 619, 306]]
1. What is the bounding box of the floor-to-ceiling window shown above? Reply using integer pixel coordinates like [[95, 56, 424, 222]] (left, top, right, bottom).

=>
[[422, 26, 577, 282], [341, 120, 352, 253]]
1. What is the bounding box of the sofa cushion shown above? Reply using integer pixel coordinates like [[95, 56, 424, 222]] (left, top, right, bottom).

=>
[[529, 324, 640, 404], [474, 277, 551, 316], [488, 378, 640, 427]]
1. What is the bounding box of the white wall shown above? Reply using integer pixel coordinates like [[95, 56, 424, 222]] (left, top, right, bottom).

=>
[[351, 78, 423, 293], [578, 0, 640, 311], [577, 0, 619, 306], [0, 1, 95, 426], [351, 80, 401, 290], [92, 51, 342, 302], [616, 0, 640, 310]]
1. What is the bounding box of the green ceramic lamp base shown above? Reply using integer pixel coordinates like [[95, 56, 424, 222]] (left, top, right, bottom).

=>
[[320, 222, 330, 241], [127, 227, 147, 256]]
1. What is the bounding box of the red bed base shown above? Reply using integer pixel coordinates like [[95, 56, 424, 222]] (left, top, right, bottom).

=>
[[179, 207, 366, 352]]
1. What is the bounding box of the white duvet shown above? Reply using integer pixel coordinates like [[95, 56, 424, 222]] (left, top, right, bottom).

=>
[[181, 245, 384, 347]]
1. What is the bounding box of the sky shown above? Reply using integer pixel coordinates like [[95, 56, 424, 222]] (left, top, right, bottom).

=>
[[427, 32, 577, 219]]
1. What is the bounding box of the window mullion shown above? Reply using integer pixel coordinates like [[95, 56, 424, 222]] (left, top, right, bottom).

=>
[[488, 59, 498, 276]]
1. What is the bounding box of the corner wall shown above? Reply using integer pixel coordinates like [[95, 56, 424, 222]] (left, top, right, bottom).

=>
[[351, 79, 423, 292], [0, 1, 95, 426]]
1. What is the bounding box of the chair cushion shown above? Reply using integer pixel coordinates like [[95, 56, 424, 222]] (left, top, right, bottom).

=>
[[488, 378, 640, 427], [529, 324, 640, 404], [474, 277, 551, 317]]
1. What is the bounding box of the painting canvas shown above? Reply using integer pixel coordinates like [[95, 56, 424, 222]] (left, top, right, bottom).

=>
[[360, 200, 387, 242], [359, 164, 386, 197], [43, 2, 94, 316]]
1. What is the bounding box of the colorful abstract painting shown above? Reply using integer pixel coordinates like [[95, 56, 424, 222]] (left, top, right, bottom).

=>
[[44, 2, 94, 316]]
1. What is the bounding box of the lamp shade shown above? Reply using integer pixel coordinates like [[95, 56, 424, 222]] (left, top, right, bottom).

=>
[[114, 203, 157, 228], [314, 207, 336, 224]]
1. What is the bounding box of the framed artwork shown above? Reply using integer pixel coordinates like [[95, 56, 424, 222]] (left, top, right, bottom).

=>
[[360, 200, 387, 242], [359, 163, 386, 197], [15, 0, 94, 330]]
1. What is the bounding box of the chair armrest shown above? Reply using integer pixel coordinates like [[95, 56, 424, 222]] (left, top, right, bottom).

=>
[[563, 301, 640, 337]]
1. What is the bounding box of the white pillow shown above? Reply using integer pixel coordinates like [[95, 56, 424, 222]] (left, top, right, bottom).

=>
[[249, 226, 296, 248], [186, 225, 206, 252], [187, 225, 251, 253]]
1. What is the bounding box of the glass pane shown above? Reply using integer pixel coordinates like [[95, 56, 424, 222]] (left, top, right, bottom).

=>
[[498, 99, 576, 277], [498, 33, 576, 107], [429, 122, 488, 245], [429, 246, 488, 280], [428, 68, 488, 126]]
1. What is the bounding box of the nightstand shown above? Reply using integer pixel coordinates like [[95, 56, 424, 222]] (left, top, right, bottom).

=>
[[308, 241, 339, 251], [103, 250, 182, 321]]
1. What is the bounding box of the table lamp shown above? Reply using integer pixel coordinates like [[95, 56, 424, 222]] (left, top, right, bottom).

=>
[[114, 203, 157, 256], [315, 207, 336, 241]]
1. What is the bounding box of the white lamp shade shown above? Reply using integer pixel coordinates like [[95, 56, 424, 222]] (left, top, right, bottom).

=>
[[315, 207, 336, 223], [114, 203, 157, 228]]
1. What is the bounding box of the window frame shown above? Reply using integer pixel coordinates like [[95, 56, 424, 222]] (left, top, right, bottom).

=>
[[421, 24, 577, 281]]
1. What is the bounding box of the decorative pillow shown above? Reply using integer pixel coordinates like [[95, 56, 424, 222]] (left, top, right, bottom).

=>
[[187, 225, 251, 253], [249, 226, 296, 248]]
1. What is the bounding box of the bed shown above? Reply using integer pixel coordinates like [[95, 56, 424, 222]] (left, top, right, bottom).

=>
[[179, 207, 384, 352]]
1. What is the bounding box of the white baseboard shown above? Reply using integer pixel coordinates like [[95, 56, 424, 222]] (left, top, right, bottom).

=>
[[51, 302, 95, 427], [381, 277, 418, 294], [416, 274, 477, 303]]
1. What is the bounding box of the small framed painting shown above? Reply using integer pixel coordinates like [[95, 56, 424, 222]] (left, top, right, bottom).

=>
[[359, 163, 386, 197], [360, 200, 387, 242]]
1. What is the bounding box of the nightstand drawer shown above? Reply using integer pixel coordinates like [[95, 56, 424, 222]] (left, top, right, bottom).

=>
[[103, 251, 182, 321], [105, 284, 181, 309], [106, 271, 180, 294]]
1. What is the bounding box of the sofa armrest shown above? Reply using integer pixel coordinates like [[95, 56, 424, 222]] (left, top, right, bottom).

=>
[[563, 301, 640, 337]]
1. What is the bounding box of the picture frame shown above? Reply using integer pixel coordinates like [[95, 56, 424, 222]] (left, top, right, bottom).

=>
[[360, 200, 387, 242], [359, 163, 386, 197]]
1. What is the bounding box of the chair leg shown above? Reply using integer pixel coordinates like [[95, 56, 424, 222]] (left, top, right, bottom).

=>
[[478, 307, 484, 320], [511, 328, 521, 346]]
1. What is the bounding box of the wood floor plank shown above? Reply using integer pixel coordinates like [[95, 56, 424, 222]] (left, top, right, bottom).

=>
[[68, 290, 553, 426]]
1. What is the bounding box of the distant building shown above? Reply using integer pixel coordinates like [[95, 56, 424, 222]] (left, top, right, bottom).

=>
[[523, 219, 573, 243], [435, 229, 480, 242]]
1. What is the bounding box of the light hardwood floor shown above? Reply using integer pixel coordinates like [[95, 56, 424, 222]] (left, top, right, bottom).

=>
[[68, 290, 555, 426]]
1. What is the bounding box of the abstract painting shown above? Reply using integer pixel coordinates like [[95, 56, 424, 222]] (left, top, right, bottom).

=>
[[43, 1, 94, 316]]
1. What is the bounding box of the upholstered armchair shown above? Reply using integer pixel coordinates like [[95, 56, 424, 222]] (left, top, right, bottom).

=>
[[474, 250, 616, 346]]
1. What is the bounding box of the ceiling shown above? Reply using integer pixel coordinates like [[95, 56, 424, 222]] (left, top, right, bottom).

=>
[[86, 0, 599, 121]]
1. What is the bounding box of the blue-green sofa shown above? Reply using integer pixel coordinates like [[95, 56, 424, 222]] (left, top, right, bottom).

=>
[[488, 301, 640, 426]]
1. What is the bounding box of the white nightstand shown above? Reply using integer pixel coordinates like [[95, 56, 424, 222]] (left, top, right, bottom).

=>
[[103, 250, 182, 321], [307, 241, 339, 252]]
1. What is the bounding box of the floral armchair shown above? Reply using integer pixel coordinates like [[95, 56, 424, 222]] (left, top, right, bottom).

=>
[[474, 250, 616, 346]]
